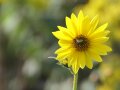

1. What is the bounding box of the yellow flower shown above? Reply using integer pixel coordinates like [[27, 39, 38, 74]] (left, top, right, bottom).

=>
[[52, 11, 112, 74]]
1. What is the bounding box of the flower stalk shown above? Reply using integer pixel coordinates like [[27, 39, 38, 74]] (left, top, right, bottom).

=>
[[73, 73, 78, 90]]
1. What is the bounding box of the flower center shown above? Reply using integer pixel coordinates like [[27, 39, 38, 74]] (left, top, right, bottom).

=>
[[73, 35, 89, 51]]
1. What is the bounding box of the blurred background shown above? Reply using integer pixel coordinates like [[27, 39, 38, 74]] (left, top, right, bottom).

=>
[[0, 0, 120, 90]]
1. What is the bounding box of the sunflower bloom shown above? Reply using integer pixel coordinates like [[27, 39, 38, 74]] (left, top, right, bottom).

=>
[[52, 11, 112, 74]]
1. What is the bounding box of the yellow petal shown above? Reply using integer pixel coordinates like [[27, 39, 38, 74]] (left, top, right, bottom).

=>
[[60, 58, 68, 64], [72, 60, 79, 74], [65, 17, 76, 36], [78, 10, 84, 34], [57, 26, 74, 38], [67, 51, 78, 67], [52, 31, 72, 40], [89, 23, 108, 38], [71, 13, 78, 33], [66, 17, 72, 29], [96, 44, 112, 52], [96, 23, 108, 32], [85, 53, 93, 69], [78, 10, 84, 22], [89, 30, 110, 39], [81, 16, 91, 35], [88, 15, 99, 35], [56, 51, 70, 60], [90, 46, 108, 55], [71, 53, 80, 74], [91, 37, 109, 43], [78, 52, 86, 69], [57, 26, 68, 31], [58, 40, 72, 47], [87, 49, 103, 62], [55, 47, 70, 54], [56, 47, 75, 60]]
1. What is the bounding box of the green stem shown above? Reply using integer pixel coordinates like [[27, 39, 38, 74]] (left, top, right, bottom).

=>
[[73, 73, 78, 90]]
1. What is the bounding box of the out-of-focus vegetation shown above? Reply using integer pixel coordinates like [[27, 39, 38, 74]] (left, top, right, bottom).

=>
[[0, 0, 120, 90]]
